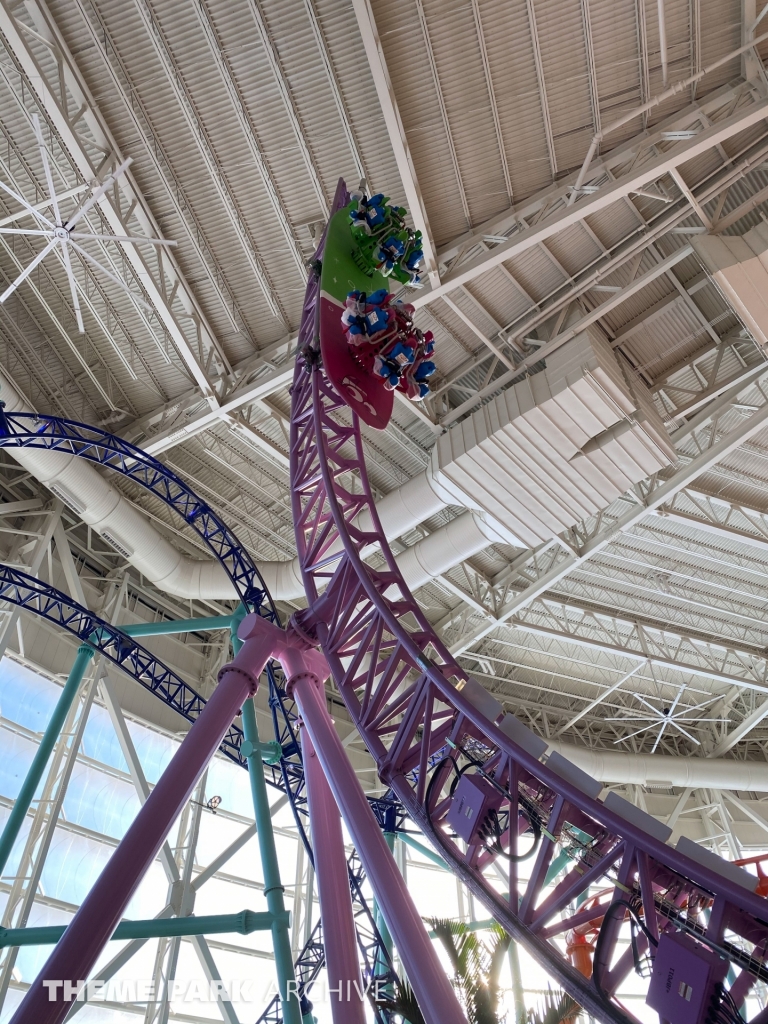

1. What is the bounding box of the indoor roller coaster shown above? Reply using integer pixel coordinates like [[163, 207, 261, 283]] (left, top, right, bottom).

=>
[[5, 179, 768, 1024]]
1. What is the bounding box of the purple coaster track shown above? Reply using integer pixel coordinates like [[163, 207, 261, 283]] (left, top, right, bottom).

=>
[[289, 180, 768, 1024]]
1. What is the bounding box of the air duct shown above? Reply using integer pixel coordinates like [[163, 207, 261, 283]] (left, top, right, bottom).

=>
[[551, 740, 768, 792], [0, 321, 672, 604], [0, 371, 464, 601], [691, 224, 768, 348], [430, 326, 675, 548]]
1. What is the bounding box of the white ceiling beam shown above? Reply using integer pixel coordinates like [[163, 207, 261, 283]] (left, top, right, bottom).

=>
[[714, 179, 768, 231], [524, 0, 557, 180], [71, 0, 253, 340], [474, 617, 768, 693], [351, 0, 440, 286], [0, 0, 226, 405], [141, 363, 296, 455], [611, 293, 684, 344], [415, 0, 471, 227], [301, 0, 367, 186], [123, 328, 298, 451], [192, 0, 306, 280], [414, 92, 768, 306], [440, 294, 516, 371], [470, 0, 513, 203], [434, 83, 747, 267], [710, 699, 768, 755], [244, 0, 329, 218], [441, 244, 693, 426]]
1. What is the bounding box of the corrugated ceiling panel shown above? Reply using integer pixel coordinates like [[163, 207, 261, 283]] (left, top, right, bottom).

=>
[[420, 0, 511, 228], [473, 0, 558, 201], [532, 0, 595, 175], [373, 0, 469, 245]]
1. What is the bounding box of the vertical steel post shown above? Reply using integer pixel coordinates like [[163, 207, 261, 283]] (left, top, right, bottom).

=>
[[232, 615, 311, 1023], [373, 833, 395, 982], [0, 643, 93, 878], [290, 670, 468, 1024], [508, 940, 526, 1024]]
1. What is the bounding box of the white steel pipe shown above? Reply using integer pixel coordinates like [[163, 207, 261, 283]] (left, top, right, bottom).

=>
[[0, 371, 462, 602], [552, 741, 768, 792]]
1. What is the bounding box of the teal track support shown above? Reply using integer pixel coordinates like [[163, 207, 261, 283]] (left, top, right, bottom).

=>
[[372, 832, 396, 989], [543, 849, 573, 888], [241, 694, 302, 1024], [0, 909, 282, 947], [0, 643, 94, 879], [543, 828, 593, 890], [509, 939, 526, 1024], [397, 830, 449, 871], [120, 615, 234, 638]]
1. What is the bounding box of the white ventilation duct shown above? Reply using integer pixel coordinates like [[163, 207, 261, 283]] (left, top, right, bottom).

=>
[[431, 327, 675, 548], [455, 689, 768, 794], [0, 374, 460, 600], [552, 740, 768, 792], [0, 323, 671, 603], [691, 224, 768, 348]]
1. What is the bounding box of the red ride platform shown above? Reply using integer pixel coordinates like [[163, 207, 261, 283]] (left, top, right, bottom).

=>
[[319, 202, 394, 431]]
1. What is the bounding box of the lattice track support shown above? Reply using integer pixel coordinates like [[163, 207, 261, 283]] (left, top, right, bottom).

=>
[[288, 179, 768, 1024]]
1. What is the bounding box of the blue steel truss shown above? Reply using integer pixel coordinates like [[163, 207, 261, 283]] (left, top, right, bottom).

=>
[[0, 564, 260, 771], [0, 411, 273, 613]]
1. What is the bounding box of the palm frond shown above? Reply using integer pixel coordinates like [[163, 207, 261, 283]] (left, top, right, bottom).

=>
[[528, 985, 581, 1024], [376, 979, 427, 1024]]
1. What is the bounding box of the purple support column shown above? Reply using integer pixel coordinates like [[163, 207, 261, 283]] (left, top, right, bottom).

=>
[[233, 614, 467, 1024], [302, 724, 366, 1024], [11, 633, 276, 1024], [290, 671, 468, 1024]]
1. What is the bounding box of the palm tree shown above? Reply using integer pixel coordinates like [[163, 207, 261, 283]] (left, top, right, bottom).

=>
[[522, 986, 581, 1024], [377, 921, 580, 1024]]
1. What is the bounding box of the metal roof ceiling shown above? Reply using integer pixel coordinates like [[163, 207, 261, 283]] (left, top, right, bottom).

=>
[[1, 0, 768, 772]]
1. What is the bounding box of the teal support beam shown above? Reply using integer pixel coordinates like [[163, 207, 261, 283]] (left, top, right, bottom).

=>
[[397, 831, 450, 871], [509, 939, 526, 1024], [241, 693, 303, 1024], [428, 918, 496, 938], [233, 610, 310, 1022], [0, 909, 282, 948], [543, 828, 594, 890], [543, 849, 573, 888], [372, 832, 396, 988], [119, 614, 234, 638], [0, 643, 94, 878]]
